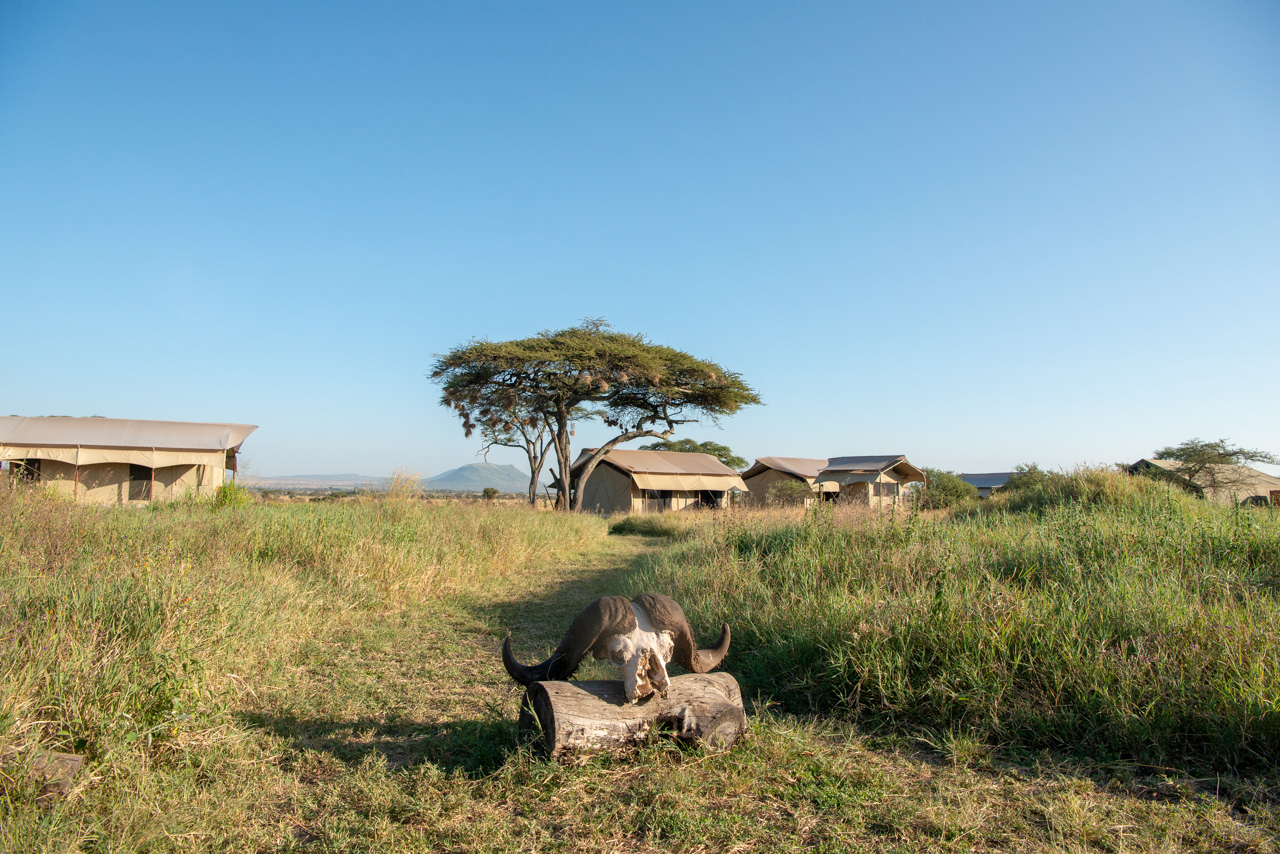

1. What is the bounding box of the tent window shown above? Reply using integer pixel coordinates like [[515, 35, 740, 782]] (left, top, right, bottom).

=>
[[129, 465, 152, 501], [643, 489, 673, 513], [873, 482, 899, 498]]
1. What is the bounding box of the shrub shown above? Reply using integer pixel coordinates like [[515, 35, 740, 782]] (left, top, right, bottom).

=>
[[767, 479, 815, 507], [608, 513, 696, 539], [482, 487, 499, 501], [633, 472, 1280, 770], [914, 469, 978, 509], [212, 481, 254, 509]]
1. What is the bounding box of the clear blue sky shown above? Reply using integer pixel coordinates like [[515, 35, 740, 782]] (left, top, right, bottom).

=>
[[3, 1, 1277, 478]]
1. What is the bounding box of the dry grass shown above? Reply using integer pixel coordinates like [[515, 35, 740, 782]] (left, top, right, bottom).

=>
[[2, 482, 1277, 852]]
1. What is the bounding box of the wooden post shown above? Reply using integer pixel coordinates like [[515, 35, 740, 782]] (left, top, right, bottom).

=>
[[518, 672, 747, 759]]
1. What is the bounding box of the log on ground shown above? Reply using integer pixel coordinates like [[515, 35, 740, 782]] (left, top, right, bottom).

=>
[[518, 672, 747, 759]]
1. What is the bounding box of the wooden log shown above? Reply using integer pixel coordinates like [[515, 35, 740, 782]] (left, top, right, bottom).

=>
[[518, 672, 747, 759]]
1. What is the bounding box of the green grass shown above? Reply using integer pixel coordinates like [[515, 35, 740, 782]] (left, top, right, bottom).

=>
[[2, 478, 1278, 852], [636, 471, 1280, 770]]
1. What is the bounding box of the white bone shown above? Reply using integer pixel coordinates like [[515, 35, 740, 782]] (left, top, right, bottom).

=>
[[603, 603, 675, 703]]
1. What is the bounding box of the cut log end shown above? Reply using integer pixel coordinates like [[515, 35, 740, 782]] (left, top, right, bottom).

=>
[[518, 672, 747, 760]]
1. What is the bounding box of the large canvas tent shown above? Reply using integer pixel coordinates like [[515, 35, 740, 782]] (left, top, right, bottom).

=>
[[570, 448, 749, 514], [740, 457, 833, 502], [1128, 458, 1280, 506], [742, 454, 925, 506], [0, 416, 257, 504]]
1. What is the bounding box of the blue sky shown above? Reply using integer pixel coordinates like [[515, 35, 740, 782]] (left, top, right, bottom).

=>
[[3, 1, 1277, 478]]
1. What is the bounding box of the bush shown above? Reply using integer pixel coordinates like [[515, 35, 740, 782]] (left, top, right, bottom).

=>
[[482, 487, 499, 501], [766, 479, 815, 507], [608, 514, 695, 539], [634, 471, 1280, 770], [914, 469, 977, 509], [212, 481, 254, 509]]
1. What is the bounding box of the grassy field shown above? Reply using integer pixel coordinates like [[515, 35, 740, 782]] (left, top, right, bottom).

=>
[[2, 475, 1278, 852]]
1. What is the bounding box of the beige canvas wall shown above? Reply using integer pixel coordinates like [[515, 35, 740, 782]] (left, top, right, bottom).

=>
[[742, 469, 812, 505], [6, 461, 225, 504], [78, 463, 131, 504], [580, 464, 634, 515], [860, 470, 908, 508]]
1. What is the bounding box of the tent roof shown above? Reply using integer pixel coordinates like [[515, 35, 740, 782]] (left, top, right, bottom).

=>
[[744, 454, 927, 485], [0, 416, 258, 451], [960, 472, 1015, 489], [1130, 458, 1280, 491], [742, 457, 829, 481], [570, 448, 742, 477], [822, 455, 907, 472], [818, 454, 925, 485]]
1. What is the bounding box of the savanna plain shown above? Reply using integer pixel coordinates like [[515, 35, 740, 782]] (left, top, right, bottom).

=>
[[2, 472, 1279, 853]]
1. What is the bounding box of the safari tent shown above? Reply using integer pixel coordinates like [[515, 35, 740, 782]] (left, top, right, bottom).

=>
[[0, 416, 257, 505], [1128, 458, 1280, 506], [741, 454, 926, 506], [815, 455, 925, 506], [570, 448, 749, 514], [740, 457, 832, 503], [960, 472, 1015, 499]]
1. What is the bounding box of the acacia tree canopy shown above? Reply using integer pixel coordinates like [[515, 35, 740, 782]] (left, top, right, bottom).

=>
[[1149, 438, 1278, 499], [639, 438, 747, 471], [432, 320, 761, 511]]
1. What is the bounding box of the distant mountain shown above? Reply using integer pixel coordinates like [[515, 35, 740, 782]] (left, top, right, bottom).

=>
[[426, 463, 533, 494], [243, 463, 540, 494]]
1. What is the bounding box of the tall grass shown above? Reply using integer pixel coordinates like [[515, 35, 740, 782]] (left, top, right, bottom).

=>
[[0, 486, 604, 784], [634, 471, 1280, 769]]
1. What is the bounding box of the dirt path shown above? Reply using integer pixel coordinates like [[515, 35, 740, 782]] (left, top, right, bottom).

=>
[[244, 533, 666, 776]]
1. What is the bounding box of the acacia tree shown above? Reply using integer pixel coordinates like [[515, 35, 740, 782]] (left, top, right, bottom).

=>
[[639, 438, 747, 470], [1149, 438, 1278, 499], [469, 389, 558, 506], [432, 320, 761, 512]]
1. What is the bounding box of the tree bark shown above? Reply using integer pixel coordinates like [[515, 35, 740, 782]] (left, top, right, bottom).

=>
[[518, 672, 747, 759], [569, 427, 674, 512]]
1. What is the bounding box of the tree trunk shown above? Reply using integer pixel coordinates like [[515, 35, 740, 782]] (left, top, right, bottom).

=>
[[518, 672, 747, 759], [569, 428, 674, 512]]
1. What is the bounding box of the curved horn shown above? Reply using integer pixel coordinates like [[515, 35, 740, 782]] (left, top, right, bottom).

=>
[[501, 596, 637, 685], [632, 593, 732, 674]]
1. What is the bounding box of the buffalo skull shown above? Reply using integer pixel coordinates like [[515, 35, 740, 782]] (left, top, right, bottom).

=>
[[502, 593, 731, 702]]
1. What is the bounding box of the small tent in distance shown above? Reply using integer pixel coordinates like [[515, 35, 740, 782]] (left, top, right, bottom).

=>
[[1128, 458, 1280, 506], [741, 455, 925, 507], [959, 472, 1015, 499]]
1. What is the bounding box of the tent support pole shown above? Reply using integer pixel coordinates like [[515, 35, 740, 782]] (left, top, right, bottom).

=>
[[74, 465, 79, 501]]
